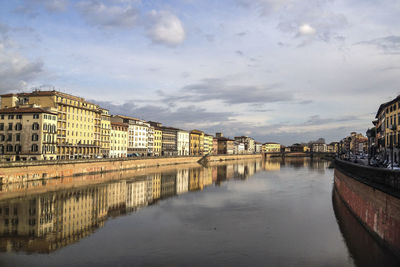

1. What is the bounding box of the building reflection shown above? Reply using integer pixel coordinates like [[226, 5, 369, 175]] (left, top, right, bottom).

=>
[[0, 159, 271, 253]]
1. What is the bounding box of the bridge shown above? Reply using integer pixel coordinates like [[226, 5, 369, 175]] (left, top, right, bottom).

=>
[[262, 151, 336, 159]]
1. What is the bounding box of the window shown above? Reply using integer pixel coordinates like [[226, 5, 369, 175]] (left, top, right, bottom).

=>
[[33, 114, 39, 119], [0, 115, 3, 119], [8, 123, 12, 130], [0, 123, 3, 131], [16, 134, 20, 141], [43, 124, 47, 131], [16, 114, 22, 119], [31, 144, 38, 152], [6, 144, 13, 152], [8, 115, 14, 119], [32, 123, 39, 130], [32, 134, 39, 141], [15, 123, 22, 131]]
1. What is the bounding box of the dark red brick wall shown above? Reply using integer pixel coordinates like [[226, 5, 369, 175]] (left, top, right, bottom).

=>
[[334, 168, 400, 257]]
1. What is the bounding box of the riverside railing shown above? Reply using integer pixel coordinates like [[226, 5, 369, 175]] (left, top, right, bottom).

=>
[[334, 159, 400, 197]]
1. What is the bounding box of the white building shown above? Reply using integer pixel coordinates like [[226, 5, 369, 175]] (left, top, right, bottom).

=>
[[255, 143, 262, 153], [111, 115, 150, 156], [234, 142, 245, 154], [177, 130, 190, 156]]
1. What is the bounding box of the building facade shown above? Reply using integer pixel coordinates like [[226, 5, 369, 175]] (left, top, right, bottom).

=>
[[100, 109, 111, 158], [264, 143, 281, 153], [110, 122, 128, 158], [190, 130, 204, 156], [203, 134, 213, 155], [177, 130, 190, 156], [0, 106, 57, 161], [0, 90, 101, 159]]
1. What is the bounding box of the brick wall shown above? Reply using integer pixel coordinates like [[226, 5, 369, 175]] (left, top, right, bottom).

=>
[[334, 168, 400, 258], [0, 154, 262, 184]]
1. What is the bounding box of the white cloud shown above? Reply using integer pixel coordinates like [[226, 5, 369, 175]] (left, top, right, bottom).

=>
[[299, 23, 316, 35], [77, 0, 138, 28], [0, 24, 43, 93], [147, 10, 185, 46]]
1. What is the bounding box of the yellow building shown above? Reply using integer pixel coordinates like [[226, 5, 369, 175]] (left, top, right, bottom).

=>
[[264, 142, 281, 153], [0, 90, 101, 159], [0, 106, 58, 161], [100, 109, 111, 157], [203, 134, 213, 155], [110, 122, 128, 158], [190, 129, 204, 155], [153, 128, 162, 156]]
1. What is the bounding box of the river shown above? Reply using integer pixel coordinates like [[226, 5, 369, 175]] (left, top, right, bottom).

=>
[[0, 158, 398, 266]]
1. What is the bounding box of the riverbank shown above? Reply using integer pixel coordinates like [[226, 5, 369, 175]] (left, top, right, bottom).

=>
[[334, 159, 400, 259], [0, 154, 262, 184]]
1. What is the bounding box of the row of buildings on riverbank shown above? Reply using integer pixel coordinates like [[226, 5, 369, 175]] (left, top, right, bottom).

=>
[[0, 90, 275, 161], [368, 95, 400, 163]]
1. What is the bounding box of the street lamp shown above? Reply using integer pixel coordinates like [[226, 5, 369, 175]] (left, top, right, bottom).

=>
[[390, 123, 397, 169], [367, 129, 371, 166]]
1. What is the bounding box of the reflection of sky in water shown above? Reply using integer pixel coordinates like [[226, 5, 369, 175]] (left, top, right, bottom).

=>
[[0, 159, 397, 267]]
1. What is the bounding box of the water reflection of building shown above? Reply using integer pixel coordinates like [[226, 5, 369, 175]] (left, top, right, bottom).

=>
[[161, 172, 177, 199], [152, 173, 161, 201], [0, 160, 264, 253], [189, 168, 203, 191], [176, 169, 189, 195], [264, 161, 281, 171]]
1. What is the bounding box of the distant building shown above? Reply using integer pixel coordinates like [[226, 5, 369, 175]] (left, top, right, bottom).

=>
[[161, 127, 179, 156], [100, 109, 111, 157], [217, 137, 234, 155], [264, 142, 281, 153], [311, 143, 327, 153], [255, 142, 262, 153], [234, 136, 255, 154], [177, 130, 190, 156], [190, 130, 204, 156], [203, 134, 213, 155]]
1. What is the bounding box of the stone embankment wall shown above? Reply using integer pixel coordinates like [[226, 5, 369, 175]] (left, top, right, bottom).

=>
[[334, 160, 400, 258], [0, 154, 262, 184]]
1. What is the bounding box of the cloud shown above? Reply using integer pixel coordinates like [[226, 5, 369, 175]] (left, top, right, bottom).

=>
[[147, 10, 185, 46], [92, 100, 234, 129], [164, 78, 293, 105], [357, 36, 400, 54], [77, 0, 138, 28], [37, 0, 68, 12], [0, 24, 43, 93]]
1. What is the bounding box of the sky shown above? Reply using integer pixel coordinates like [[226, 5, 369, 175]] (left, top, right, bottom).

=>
[[0, 0, 399, 145]]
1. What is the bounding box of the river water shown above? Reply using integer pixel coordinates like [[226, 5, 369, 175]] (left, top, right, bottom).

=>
[[0, 158, 398, 266]]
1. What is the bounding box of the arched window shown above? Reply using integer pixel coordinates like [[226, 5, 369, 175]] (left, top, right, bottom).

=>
[[32, 123, 39, 130], [15, 123, 22, 131], [43, 124, 47, 131]]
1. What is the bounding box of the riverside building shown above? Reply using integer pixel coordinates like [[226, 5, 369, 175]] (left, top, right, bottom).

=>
[[0, 106, 57, 161], [190, 130, 204, 155], [111, 115, 150, 156], [100, 109, 111, 157], [0, 90, 101, 159], [177, 130, 190, 156], [110, 122, 128, 158]]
